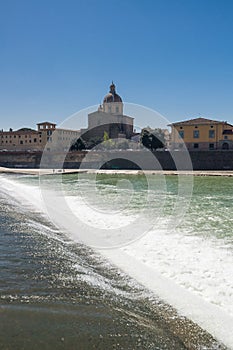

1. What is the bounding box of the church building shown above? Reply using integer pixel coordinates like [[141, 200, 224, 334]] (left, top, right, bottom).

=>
[[86, 82, 134, 139]]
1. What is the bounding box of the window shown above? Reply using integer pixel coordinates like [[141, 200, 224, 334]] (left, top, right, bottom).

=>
[[209, 143, 214, 149], [179, 130, 184, 139], [222, 142, 229, 150], [193, 130, 199, 138], [116, 106, 119, 113], [193, 143, 199, 149], [20, 140, 23, 144], [34, 138, 37, 142], [209, 130, 215, 138], [224, 135, 228, 140], [108, 106, 112, 113]]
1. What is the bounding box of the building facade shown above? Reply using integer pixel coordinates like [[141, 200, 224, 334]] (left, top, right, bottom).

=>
[[169, 117, 233, 150], [0, 122, 80, 152], [0, 125, 45, 151], [1, 82, 134, 152], [86, 82, 134, 140]]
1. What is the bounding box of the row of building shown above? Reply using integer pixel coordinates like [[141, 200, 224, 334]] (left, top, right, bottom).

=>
[[1, 82, 233, 152], [0, 82, 135, 152], [0, 122, 80, 152]]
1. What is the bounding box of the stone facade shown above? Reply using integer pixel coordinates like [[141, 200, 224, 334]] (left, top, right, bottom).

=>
[[2, 150, 233, 170], [0, 126, 44, 151], [0, 121, 80, 152], [85, 82, 134, 140]]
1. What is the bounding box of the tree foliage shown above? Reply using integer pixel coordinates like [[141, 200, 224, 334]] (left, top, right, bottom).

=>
[[70, 137, 86, 151], [85, 136, 103, 149], [140, 128, 165, 150], [103, 131, 109, 142]]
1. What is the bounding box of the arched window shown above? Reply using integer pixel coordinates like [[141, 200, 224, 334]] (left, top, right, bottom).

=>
[[222, 142, 229, 150]]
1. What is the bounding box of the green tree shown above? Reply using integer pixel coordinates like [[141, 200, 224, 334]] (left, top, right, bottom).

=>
[[141, 128, 165, 151], [103, 131, 109, 142], [70, 137, 86, 151], [86, 136, 103, 149]]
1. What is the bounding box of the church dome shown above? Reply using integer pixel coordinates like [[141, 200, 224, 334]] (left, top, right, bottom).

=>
[[103, 82, 122, 103]]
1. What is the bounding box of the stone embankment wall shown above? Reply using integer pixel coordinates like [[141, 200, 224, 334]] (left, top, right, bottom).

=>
[[1, 150, 233, 170], [0, 151, 42, 168]]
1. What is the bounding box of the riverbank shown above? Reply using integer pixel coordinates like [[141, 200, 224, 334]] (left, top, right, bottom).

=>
[[2, 166, 233, 176], [2, 150, 233, 170]]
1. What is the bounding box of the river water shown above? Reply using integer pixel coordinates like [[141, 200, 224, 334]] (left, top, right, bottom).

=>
[[0, 173, 232, 349]]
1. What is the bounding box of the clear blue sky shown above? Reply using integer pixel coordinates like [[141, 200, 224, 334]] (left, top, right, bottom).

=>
[[1, 0, 233, 130]]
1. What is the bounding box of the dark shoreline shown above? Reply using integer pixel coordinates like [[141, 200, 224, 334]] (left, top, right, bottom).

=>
[[2, 149, 233, 171], [0, 297, 227, 350]]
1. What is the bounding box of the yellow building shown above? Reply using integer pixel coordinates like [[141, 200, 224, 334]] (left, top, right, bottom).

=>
[[169, 117, 233, 150]]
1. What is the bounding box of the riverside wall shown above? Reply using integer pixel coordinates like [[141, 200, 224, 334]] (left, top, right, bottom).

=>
[[0, 151, 43, 168], [1, 150, 233, 170]]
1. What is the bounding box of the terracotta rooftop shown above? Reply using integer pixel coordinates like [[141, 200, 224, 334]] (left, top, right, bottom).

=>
[[0, 128, 37, 134], [169, 117, 229, 126], [37, 121, 56, 126]]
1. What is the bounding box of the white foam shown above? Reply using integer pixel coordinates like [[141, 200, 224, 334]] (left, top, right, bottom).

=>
[[1, 174, 233, 349], [65, 196, 137, 230], [101, 248, 233, 349], [122, 230, 233, 317], [0, 175, 46, 213]]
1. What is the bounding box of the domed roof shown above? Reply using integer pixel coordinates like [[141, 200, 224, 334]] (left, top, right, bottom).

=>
[[103, 82, 122, 103]]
